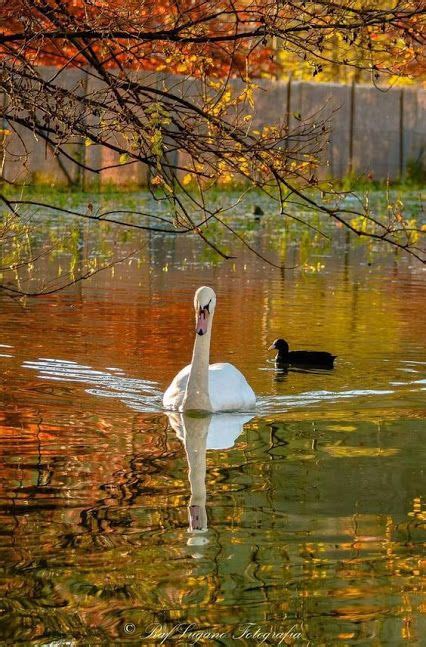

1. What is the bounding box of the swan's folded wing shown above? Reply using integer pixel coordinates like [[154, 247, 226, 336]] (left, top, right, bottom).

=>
[[208, 363, 256, 412], [162, 364, 191, 411]]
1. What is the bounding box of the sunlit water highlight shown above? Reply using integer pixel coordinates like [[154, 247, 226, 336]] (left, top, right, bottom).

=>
[[21, 356, 418, 416]]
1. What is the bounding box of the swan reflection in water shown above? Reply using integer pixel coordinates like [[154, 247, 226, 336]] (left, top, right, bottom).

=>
[[166, 412, 253, 534]]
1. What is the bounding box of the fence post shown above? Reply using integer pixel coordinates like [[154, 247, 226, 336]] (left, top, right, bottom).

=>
[[78, 69, 89, 190], [399, 88, 404, 179], [348, 79, 355, 175], [286, 73, 293, 126]]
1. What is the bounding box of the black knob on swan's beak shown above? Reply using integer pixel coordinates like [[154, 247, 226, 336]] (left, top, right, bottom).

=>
[[196, 305, 209, 336]]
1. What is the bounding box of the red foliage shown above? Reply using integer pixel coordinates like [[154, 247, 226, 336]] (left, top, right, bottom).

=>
[[0, 0, 277, 77]]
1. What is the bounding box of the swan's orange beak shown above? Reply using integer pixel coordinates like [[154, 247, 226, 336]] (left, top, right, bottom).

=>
[[196, 307, 209, 335]]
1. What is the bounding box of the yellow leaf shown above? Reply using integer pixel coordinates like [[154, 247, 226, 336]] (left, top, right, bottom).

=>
[[182, 173, 193, 186]]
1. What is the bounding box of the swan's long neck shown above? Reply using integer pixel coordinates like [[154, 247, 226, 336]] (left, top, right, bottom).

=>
[[182, 318, 213, 412]]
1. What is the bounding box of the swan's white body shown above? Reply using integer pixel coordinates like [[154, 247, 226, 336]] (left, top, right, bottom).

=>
[[163, 362, 256, 413], [163, 287, 256, 413]]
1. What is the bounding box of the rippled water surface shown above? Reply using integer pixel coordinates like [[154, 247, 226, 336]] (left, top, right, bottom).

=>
[[0, 194, 425, 645]]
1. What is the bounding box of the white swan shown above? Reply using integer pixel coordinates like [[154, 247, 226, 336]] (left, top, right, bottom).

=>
[[163, 286, 256, 412]]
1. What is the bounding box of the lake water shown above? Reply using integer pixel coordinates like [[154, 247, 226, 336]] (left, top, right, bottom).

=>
[[0, 192, 425, 645]]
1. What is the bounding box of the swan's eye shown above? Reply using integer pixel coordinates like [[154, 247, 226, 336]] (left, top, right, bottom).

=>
[[198, 299, 211, 316]]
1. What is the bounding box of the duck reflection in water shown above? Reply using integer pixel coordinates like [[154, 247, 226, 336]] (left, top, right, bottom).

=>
[[166, 412, 253, 533]]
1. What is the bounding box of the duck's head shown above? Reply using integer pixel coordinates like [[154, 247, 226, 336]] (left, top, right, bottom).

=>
[[194, 286, 216, 336], [268, 338, 289, 354]]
